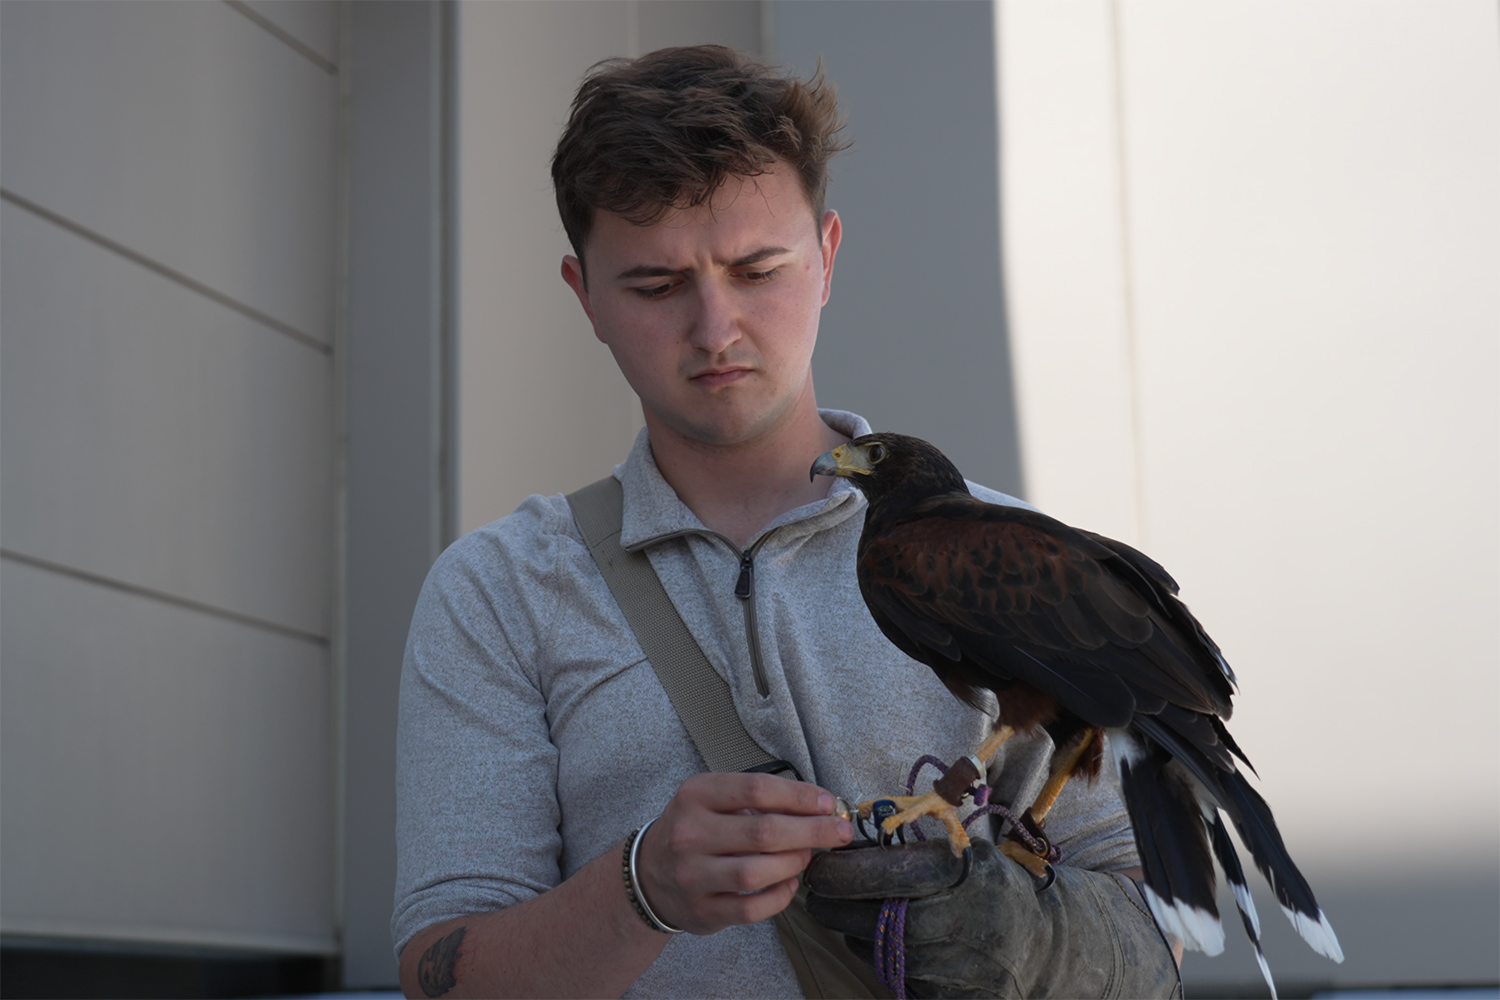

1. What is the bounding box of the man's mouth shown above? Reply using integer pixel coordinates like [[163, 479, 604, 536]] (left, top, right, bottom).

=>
[[690, 366, 753, 388]]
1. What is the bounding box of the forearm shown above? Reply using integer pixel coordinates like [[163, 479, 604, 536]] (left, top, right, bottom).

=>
[[399, 772, 851, 999], [398, 840, 669, 1000]]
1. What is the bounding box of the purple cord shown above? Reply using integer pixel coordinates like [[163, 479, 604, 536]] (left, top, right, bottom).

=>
[[963, 803, 1062, 862], [901, 755, 957, 843], [874, 897, 909, 999], [905, 755, 950, 795], [870, 755, 1061, 1000], [902, 755, 1003, 846]]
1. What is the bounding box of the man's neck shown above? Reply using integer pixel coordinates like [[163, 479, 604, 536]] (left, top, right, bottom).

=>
[[645, 392, 849, 549]]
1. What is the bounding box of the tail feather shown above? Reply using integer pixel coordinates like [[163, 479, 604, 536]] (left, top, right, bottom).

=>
[[1114, 733, 1225, 955], [1220, 771, 1344, 963], [1281, 905, 1344, 965], [1210, 812, 1276, 999], [1127, 718, 1343, 965]]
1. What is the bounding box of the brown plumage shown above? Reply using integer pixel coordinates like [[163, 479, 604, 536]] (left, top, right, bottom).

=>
[[812, 432, 1342, 993]]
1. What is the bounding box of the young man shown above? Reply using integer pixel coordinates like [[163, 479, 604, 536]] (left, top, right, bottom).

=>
[[394, 47, 1178, 998]]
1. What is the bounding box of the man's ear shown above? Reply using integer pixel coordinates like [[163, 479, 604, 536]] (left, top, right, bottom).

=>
[[819, 210, 842, 307], [560, 255, 602, 338]]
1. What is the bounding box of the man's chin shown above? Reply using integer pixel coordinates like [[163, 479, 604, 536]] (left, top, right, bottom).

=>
[[646, 401, 794, 451]]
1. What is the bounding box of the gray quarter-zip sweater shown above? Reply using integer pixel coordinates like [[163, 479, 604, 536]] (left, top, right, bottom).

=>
[[394, 410, 1139, 997]]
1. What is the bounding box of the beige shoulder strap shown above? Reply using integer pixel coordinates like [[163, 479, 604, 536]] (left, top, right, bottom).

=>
[[566, 476, 774, 773], [566, 476, 890, 1000]]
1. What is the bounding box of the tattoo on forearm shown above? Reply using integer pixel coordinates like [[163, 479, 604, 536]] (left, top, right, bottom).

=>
[[417, 925, 466, 997]]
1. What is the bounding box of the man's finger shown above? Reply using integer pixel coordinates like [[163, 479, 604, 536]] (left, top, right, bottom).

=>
[[691, 849, 813, 897], [689, 809, 851, 857], [683, 771, 839, 817], [697, 876, 802, 928]]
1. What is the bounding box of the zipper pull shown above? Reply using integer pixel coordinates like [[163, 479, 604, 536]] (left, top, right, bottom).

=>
[[734, 552, 754, 599]]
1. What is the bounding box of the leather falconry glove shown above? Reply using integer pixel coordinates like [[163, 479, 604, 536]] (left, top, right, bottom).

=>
[[804, 838, 1182, 1000]]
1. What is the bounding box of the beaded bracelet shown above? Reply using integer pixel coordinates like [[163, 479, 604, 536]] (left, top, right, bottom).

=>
[[623, 818, 685, 934]]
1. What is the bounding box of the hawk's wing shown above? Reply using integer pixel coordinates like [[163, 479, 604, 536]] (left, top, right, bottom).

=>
[[856, 496, 1235, 730]]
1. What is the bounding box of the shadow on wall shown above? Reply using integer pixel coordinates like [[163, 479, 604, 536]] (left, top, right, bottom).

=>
[[773, 0, 1026, 498], [1182, 863, 1500, 997]]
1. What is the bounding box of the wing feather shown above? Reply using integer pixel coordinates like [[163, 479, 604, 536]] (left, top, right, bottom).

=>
[[858, 497, 1233, 726]]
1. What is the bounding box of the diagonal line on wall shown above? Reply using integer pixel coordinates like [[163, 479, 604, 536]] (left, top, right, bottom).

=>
[[0, 188, 333, 358], [0, 548, 329, 647], [221, 0, 338, 75]]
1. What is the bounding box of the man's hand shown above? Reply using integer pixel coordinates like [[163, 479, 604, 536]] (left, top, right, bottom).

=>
[[397, 772, 851, 998], [636, 771, 855, 934], [805, 839, 1182, 999]]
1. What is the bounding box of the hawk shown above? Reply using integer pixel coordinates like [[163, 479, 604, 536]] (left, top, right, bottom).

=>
[[813, 433, 1342, 993]]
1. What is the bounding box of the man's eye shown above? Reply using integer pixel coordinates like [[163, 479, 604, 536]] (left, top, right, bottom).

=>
[[741, 268, 778, 283], [634, 283, 675, 299]]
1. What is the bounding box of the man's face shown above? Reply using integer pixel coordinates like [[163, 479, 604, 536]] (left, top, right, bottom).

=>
[[562, 166, 841, 450]]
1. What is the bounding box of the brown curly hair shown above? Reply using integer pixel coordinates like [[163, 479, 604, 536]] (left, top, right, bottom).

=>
[[551, 45, 848, 269]]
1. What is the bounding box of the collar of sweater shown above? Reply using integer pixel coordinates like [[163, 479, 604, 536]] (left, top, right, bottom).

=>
[[617, 408, 871, 553]]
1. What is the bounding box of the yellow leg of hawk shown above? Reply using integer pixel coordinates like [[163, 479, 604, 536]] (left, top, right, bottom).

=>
[[999, 728, 1098, 876], [1030, 727, 1097, 824]]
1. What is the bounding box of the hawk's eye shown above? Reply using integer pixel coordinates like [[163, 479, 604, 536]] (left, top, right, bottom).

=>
[[868, 443, 887, 463]]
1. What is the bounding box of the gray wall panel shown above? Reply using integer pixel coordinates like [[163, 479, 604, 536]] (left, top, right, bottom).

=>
[[0, 202, 333, 638], [772, 0, 1025, 496], [639, 0, 761, 53], [0, 0, 337, 341], [0, 561, 335, 952], [0, 0, 339, 959], [342, 1, 449, 985]]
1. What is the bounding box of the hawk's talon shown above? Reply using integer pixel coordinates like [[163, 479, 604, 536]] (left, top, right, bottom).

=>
[[999, 838, 1055, 879], [949, 845, 975, 889], [865, 798, 902, 846]]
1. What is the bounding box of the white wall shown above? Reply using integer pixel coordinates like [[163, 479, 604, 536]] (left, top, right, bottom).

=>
[[999, 0, 1499, 987], [1, 0, 339, 954]]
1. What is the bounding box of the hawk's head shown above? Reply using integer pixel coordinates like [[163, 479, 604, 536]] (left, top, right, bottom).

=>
[[811, 433, 969, 513]]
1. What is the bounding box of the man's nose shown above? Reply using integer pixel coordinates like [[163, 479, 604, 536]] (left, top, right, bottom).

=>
[[687, 278, 741, 354]]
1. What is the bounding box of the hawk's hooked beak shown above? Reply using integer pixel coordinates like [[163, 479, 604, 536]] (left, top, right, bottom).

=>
[[810, 443, 873, 482]]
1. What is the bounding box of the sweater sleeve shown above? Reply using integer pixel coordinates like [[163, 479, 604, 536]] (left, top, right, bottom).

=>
[[391, 499, 568, 956]]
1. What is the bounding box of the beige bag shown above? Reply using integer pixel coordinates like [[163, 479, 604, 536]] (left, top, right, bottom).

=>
[[568, 477, 892, 1000]]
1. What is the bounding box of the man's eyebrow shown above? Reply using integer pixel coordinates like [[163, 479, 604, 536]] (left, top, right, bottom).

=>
[[613, 246, 793, 282], [729, 245, 793, 267], [615, 264, 683, 280]]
